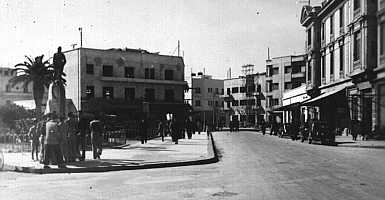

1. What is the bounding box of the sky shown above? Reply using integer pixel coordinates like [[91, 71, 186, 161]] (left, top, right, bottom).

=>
[[0, 0, 323, 79]]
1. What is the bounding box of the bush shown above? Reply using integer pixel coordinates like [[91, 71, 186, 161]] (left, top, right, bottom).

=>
[[0, 103, 33, 130]]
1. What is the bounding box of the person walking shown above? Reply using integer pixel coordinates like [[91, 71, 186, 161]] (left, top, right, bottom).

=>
[[157, 120, 164, 142], [59, 116, 69, 163], [78, 111, 88, 161], [89, 114, 104, 159], [186, 117, 194, 139], [43, 113, 66, 169], [170, 117, 179, 144], [139, 118, 148, 144], [351, 120, 360, 141], [65, 112, 79, 162], [261, 119, 266, 135], [28, 121, 39, 161]]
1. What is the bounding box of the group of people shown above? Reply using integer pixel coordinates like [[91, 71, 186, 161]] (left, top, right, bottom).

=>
[[27, 112, 105, 168], [151, 117, 208, 144]]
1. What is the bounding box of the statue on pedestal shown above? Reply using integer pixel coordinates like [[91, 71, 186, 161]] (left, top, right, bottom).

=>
[[45, 46, 67, 118]]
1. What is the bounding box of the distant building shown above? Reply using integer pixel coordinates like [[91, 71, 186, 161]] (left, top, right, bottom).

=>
[[223, 69, 266, 127], [375, 0, 385, 134], [63, 47, 188, 120], [300, 0, 378, 135], [0, 67, 33, 106], [265, 55, 306, 123], [191, 74, 224, 127]]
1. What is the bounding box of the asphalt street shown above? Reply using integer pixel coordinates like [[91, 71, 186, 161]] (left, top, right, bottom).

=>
[[1, 131, 385, 200]]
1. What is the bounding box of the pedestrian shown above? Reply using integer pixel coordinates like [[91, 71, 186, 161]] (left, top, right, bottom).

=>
[[186, 117, 194, 139], [261, 119, 266, 135], [139, 118, 148, 144], [170, 117, 179, 144], [196, 120, 202, 134], [43, 113, 66, 169], [38, 116, 47, 163], [78, 111, 88, 161], [157, 120, 164, 142], [65, 112, 79, 162], [28, 121, 39, 161], [89, 113, 104, 159], [59, 116, 70, 163], [351, 120, 360, 141]]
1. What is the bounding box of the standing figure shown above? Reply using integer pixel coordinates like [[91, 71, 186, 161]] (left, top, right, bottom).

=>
[[53, 46, 66, 80], [89, 114, 104, 159], [38, 117, 47, 163], [157, 120, 164, 142], [78, 111, 88, 161], [170, 118, 179, 144], [65, 112, 79, 162], [28, 122, 39, 161], [186, 117, 194, 139], [196, 120, 202, 134], [139, 118, 148, 144], [261, 119, 266, 135], [43, 113, 65, 169]]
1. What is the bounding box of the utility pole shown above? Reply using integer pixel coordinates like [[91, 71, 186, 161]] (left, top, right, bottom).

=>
[[177, 40, 180, 57], [78, 27, 83, 47]]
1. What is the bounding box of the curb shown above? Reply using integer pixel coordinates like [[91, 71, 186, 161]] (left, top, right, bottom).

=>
[[5, 134, 219, 174]]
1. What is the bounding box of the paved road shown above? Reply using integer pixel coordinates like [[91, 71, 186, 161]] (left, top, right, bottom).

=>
[[1, 131, 385, 200]]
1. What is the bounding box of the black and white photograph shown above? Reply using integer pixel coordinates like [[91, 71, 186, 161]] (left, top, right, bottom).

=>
[[1, 0, 385, 199]]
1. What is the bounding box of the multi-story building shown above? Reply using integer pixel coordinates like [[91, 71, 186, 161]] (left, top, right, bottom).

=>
[[0, 67, 33, 106], [191, 74, 224, 127], [223, 70, 266, 127], [300, 0, 378, 134], [376, 0, 385, 134], [265, 55, 306, 123], [63, 47, 188, 120]]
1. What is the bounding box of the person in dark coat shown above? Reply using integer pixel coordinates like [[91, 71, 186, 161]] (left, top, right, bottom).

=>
[[186, 117, 194, 139], [89, 113, 104, 159], [170, 118, 179, 144], [139, 118, 148, 144], [261, 119, 266, 135], [43, 113, 65, 169], [157, 120, 164, 142], [78, 111, 89, 161]]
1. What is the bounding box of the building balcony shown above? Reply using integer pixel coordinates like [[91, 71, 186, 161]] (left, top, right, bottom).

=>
[[100, 76, 187, 86]]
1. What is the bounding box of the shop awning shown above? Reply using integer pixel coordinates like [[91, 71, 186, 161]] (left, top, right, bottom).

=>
[[274, 102, 301, 111], [303, 87, 346, 105]]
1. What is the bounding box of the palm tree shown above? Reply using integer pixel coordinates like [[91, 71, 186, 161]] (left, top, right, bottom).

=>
[[9, 55, 54, 113]]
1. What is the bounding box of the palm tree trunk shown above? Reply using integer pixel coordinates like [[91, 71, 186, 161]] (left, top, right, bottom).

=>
[[33, 82, 45, 113]]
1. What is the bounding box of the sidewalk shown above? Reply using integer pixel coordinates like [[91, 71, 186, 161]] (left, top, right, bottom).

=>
[[335, 135, 385, 149], [2, 133, 218, 174]]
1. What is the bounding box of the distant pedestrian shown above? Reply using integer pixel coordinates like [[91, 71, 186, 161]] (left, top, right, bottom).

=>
[[89, 114, 104, 159], [38, 117, 47, 163], [170, 118, 179, 144], [157, 120, 165, 142], [78, 111, 89, 161], [139, 118, 148, 144], [186, 117, 194, 139], [65, 112, 79, 162], [261, 119, 266, 135], [43, 113, 66, 169], [28, 121, 39, 161], [351, 120, 360, 141]]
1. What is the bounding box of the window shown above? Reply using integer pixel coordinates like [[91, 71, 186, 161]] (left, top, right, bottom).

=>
[[208, 101, 213, 106], [232, 87, 239, 93], [273, 67, 279, 75], [4, 71, 8, 76], [340, 46, 344, 72], [86, 64, 94, 74], [145, 68, 155, 79], [284, 66, 292, 74], [102, 87, 113, 99], [330, 50, 334, 75], [284, 82, 292, 90], [215, 88, 219, 94], [208, 88, 213, 93], [248, 85, 256, 92], [195, 87, 201, 94], [273, 83, 279, 90], [273, 99, 279, 106], [5, 84, 10, 92], [354, 31, 361, 62], [102, 65, 113, 77], [381, 22, 385, 56], [124, 67, 135, 78], [339, 7, 344, 28], [240, 100, 248, 106], [221, 88, 224, 95], [145, 88, 155, 101], [354, 0, 360, 10], [267, 65, 273, 77], [321, 22, 326, 41], [330, 14, 334, 35], [232, 100, 239, 106], [85, 86, 94, 99], [125, 88, 135, 101], [240, 87, 246, 93], [215, 101, 219, 107], [226, 101, 231, 108], [307, 29, 311, 46], [164, 70, 174, 80], [165, 89, 174, 101], [195, 100, 201, 107], [248, 99, 255, 105], [256, 84, 261, 92], [23, 85, 28, 93], [227, 88, 231, 95], [322, 55, 326, 78]]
